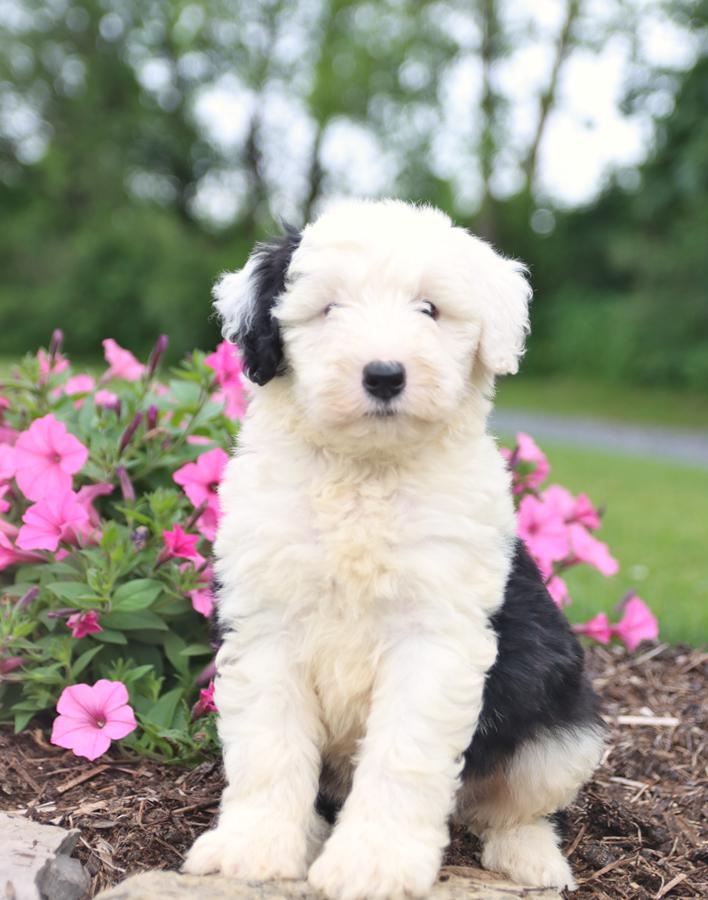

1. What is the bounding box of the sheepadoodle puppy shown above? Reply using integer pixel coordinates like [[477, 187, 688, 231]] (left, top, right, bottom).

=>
[[183, 199, 604, 898]]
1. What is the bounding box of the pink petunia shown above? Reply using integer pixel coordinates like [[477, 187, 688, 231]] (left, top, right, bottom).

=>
[[14, 414, 88, 501], [205, 341, 243, 387], [95, 389, 120, 410], [192, 680, 217, 717], [17, 490, 90, 552], [572, 612, 612, 644], [206, 342, 247, 420], [51, 679, 137, 761], [162, 524, 203, 563], [173, 448, 227, 539], [102, 339, 146, 382], [76, 482, 114, 528], [544, 485, 601, 531], [546, 574, 570, 608], [67, 610, 102, 639], [517, 494, 570, 573], [612, 595, 659, 651], [0, 444, 16, 482], [515, 432, 550, 489], [37, 348, 69, 381], [0, 526, 44, 570], [567, 524, 619, 577], [53, 374, 96, 408]]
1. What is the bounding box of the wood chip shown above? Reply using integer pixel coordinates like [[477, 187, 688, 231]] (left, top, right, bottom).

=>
[[615, 715, 680, 727], [55, 764, 110, 794]]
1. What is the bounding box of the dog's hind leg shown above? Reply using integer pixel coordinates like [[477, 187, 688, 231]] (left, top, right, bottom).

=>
[[456, 725, 604, 891]]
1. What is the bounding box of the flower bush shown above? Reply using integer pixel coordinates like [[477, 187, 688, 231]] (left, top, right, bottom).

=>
[[0, 334, 658, 763]]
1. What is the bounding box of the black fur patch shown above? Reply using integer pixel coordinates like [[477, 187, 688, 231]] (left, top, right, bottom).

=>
[[239, 227, 302, 386], [463, 540, 602, 779]]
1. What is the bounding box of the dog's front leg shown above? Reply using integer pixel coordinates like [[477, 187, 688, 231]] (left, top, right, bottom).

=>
[[184, 626, 324, 880], [308, 620, 497, 900]]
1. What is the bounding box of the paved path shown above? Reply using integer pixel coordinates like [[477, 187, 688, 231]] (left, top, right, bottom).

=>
[[491, 409, 708, 468]]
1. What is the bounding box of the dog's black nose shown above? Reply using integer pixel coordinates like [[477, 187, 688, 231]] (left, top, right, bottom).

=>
[[362, 361, 406, 401]]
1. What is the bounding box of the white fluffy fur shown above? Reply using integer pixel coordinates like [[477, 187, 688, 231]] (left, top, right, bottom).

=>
[[184, 200, 592, 897]]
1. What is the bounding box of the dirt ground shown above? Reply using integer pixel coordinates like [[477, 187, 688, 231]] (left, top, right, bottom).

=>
[[1, 643, 705, 899]]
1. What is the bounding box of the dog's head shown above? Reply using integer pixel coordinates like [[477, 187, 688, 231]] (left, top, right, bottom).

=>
[[214, 199, 531, 447]]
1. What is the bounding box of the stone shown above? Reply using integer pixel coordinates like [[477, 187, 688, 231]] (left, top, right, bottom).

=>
[[0, 811, 90, 900], [96, 866, 561, 899]]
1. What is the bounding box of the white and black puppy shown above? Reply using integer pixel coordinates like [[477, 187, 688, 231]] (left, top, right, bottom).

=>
[[183, 199, 604, 898]]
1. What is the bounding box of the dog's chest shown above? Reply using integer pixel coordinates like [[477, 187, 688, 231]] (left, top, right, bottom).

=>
[[308, 468, 402, 609]]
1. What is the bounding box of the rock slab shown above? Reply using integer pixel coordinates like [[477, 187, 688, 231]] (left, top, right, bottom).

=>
[[0, 811, 90, 900], [97, 866, 560, 899]]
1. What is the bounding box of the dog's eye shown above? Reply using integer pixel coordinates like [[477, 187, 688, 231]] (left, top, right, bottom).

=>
[[418, 300, 439, 321], [323, 303, 338, 316]]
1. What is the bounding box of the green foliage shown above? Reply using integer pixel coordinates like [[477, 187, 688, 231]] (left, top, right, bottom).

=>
[[0, 338, 228, 761]]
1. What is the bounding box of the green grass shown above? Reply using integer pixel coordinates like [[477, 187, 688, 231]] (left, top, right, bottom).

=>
[[514, 440, 708, 645], [497, 375, 708, 430]]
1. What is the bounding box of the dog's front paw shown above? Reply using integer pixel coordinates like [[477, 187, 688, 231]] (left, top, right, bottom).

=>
[[308, 821, 440, 900], [183, 819, 308, 880], [481, 823, 576, 891]]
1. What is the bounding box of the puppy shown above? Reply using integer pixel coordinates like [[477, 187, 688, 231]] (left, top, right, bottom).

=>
[[183, 199, 604, 898]]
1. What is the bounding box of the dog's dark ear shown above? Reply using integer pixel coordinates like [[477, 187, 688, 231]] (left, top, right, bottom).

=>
[[213, 227, 302, 385]]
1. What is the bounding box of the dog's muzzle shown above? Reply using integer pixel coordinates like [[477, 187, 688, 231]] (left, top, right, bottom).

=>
[[362, 361, 406, 402]]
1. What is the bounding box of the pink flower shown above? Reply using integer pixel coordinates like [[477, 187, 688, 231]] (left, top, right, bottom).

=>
[[572, 613, 612, 644], [572, 493, 601, 530], [51, 679, 137, 761], [102, 339, 145, 382], [546, 574, 570, 608], [568, 524, 619, 577], [37, 348, 69, 381], [67, 611, 102, 639], [612, 595, 659, 651], [0, 445, 15, 482], [192, 680, 217, 718], [14, 414, 88, 501], [0, 526, 43, 570], [517, 494, 569, 573], [206, 342, 247, 419], [53, 374, 96, 408], [189, 585, 215, 617], [76, 482, 113, 527], [173, 448, 227, 540], [95, 389, 120, 410], [544, 485, 601, 531], [17, 490, 90, 551], [205, 341, 243, 387], [515, 433, 549, 488], [162, 524, 203, 563]]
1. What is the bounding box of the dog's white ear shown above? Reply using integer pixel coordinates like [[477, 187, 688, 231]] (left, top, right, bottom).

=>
[[477, 252, 532, 376], [213, 228, 302, 385]]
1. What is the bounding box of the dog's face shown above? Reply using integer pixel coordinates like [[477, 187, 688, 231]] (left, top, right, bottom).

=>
[[214, 200, 530, 447]]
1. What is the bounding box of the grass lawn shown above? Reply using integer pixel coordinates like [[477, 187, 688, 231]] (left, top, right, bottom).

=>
[[508, 439, 708, 646], [496, 374, 708, 431]]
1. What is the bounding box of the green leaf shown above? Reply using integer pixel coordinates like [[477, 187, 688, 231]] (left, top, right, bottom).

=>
[[14, 710, 35, 733], [92, 628, 128, 645], [112, 579, 164, 611], [141, 687, 184, 729], [71, 645, 104, 677], [163, 632, 188, 675], [46, 581, 97, 602], [101, 610, 168, 631], [180, 643, 214, 657]]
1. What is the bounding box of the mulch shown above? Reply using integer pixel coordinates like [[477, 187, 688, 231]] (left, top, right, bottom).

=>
[[1, 643, 705, 899]]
